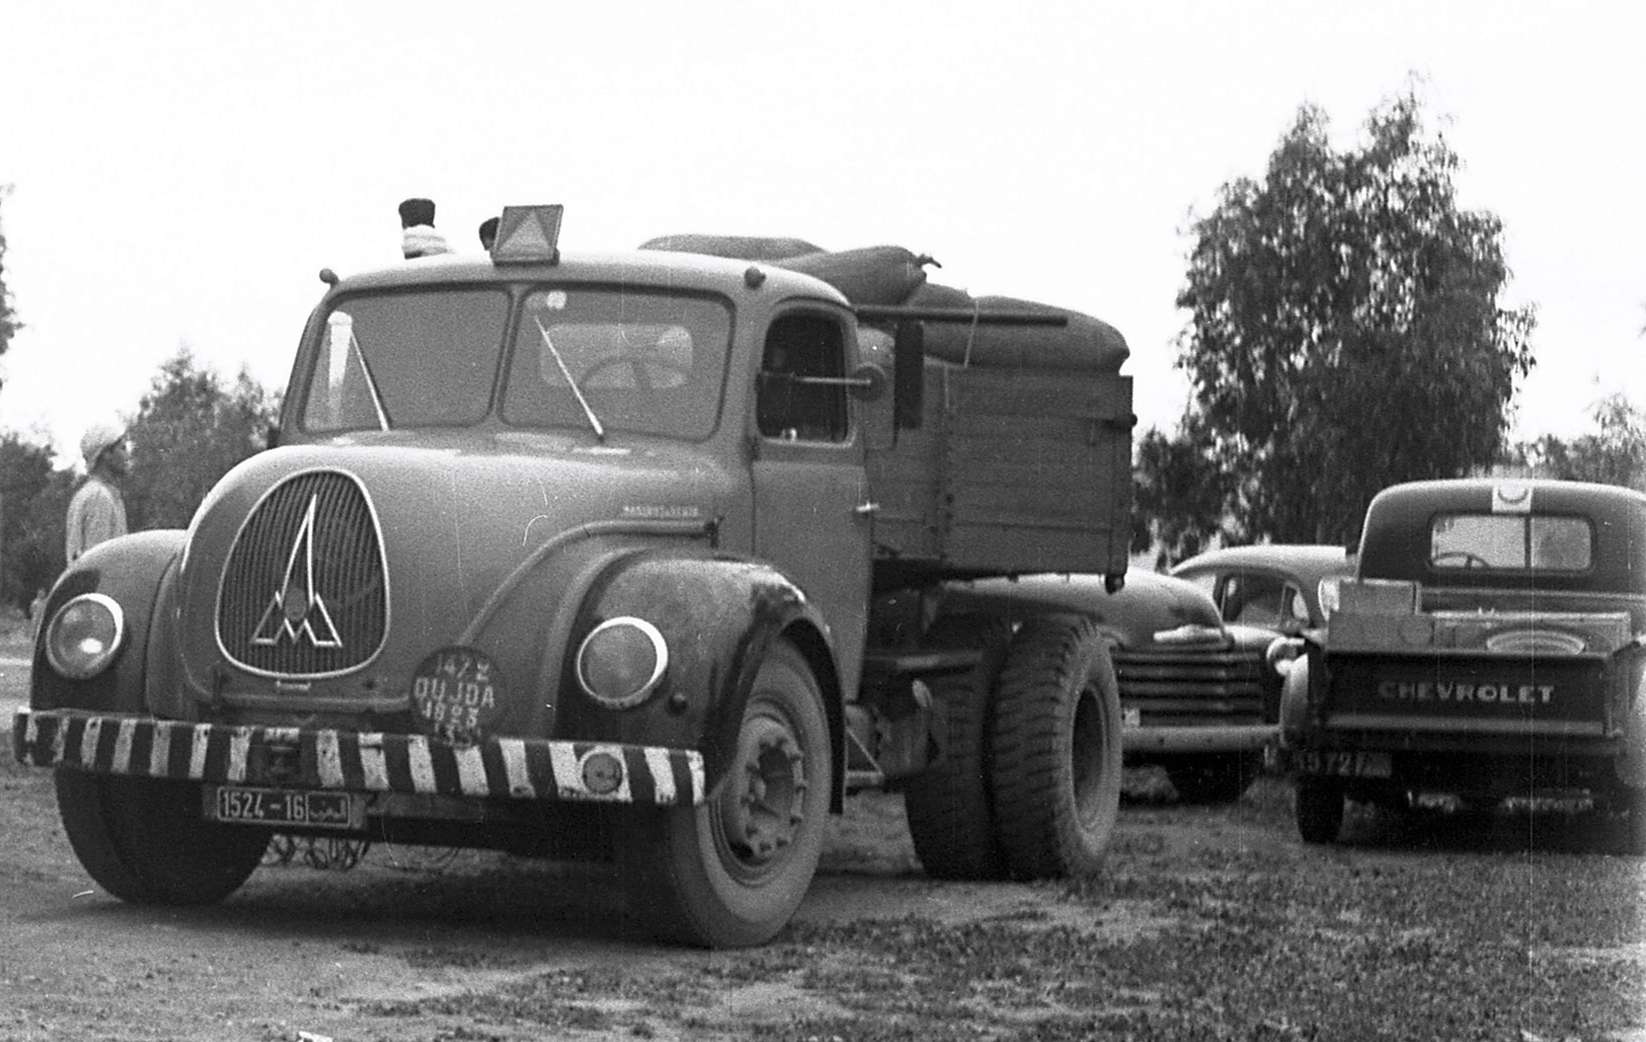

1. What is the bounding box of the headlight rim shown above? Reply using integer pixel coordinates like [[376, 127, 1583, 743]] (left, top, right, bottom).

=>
[[43, 592, 126, 680], [575, 616, 669, 709]]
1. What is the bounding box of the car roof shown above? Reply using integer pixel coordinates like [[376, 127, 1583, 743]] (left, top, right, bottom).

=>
[[1171, 544, 1352, 583]]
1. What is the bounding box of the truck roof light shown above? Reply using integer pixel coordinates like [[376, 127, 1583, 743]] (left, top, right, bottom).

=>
[[490, 205, 564, 265]]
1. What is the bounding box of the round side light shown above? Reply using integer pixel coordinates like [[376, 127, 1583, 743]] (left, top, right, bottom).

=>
[[44, 593, 126, 680], [576, 617, 668, 709]]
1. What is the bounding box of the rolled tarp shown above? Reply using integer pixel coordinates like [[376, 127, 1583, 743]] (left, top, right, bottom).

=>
[[640, 233, 825, 262], [901, 283, 1129, 372], [773, 245, 932, 307]]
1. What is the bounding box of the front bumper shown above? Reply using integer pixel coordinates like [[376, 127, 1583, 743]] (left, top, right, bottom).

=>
[[12, 709, 704, 807], [1122, 722, 1277, 755]]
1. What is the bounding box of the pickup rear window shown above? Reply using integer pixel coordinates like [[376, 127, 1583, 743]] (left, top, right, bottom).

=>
[[1429, 513, 1592, 572]]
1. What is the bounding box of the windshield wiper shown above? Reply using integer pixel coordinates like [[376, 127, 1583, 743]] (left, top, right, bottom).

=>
[[344, 326, 390, 431], [534, 316, 605, 441]]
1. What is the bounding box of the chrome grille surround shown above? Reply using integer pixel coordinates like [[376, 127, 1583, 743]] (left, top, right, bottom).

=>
[[1112, 647, 1268, 726], [215, 468, 389, 679]]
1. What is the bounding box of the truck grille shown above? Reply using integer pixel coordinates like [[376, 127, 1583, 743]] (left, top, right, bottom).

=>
[[1112, 648, 1269, 726], [216, 470, 388, 678]]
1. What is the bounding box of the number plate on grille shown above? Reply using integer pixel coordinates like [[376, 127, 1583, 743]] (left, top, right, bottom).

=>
[[207, 786, 363, 830], [1292, 751, 1392, 778], [1122, 707, 1142, 728]]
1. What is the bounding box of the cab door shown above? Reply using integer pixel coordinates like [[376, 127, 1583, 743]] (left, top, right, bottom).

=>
[[750, 310, 871, 697]]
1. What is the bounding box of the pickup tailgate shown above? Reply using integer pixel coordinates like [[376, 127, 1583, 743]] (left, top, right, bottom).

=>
[[1323, 652, 1609, 736]]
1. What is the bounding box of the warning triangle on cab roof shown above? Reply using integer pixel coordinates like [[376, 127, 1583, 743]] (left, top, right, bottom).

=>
[[492, 205, 563, 263]]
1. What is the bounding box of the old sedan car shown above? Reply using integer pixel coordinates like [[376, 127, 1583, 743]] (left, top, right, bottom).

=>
[[1172, 544, 1355, 633], [1279, 479, 1646, 852], [932, 570, 1280, 803]]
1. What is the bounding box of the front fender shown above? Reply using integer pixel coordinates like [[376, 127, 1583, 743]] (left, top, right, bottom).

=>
[[31, 531, 185, 714], [560, 549, 843, 797], [1278, 650, 1313, 748]]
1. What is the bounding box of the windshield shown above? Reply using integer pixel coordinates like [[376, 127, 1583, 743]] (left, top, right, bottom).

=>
[[1429, 513, 1593, 572], [302, 289, 508, 432], [501, 287, 731, 440]]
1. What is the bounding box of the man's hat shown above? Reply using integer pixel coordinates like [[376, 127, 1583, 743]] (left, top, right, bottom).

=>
[[80, 422, 126, 468], [398, 197, 436, 228], [478, 216, 500, 247]]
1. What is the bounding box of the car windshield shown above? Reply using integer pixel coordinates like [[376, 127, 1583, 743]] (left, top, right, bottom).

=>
[[1429, 513, 1593, 572], [501, 288, 732, 440], [302, 289, 509, 432]]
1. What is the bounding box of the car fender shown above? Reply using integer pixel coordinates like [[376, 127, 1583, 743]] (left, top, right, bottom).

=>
[[1277, 645, 1313, 747], [31, 531, 185, 714], [561, 548, 845, 802]]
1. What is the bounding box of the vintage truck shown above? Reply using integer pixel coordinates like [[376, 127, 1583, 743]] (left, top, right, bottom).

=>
[[14, 206, 1136, 946], [1277, 478, 1646, 853]]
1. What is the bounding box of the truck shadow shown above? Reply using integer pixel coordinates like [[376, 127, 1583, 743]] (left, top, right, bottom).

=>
[[1338, 800, 1630, 856]]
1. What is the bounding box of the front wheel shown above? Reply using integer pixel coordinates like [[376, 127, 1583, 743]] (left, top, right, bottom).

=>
[[619, 639, 831, 947], [55, 770, 269, 904], [988, 617, 1123, 879]]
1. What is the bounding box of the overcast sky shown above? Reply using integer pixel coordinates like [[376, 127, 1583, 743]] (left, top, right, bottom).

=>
[[3, 0, 1642, 465]]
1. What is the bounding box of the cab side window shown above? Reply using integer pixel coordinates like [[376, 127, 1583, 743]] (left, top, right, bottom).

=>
[[758, 314, 847, 442], [1221, 572, 1286, 626]]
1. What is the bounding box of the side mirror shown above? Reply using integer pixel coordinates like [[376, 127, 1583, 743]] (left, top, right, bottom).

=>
[[893, 320, 924, 430]]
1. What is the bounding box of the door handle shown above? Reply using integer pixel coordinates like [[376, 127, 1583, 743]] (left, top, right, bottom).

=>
[[853, 501, 881, 518]]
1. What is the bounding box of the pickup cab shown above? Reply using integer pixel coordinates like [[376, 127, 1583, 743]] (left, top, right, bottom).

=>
[[1278, 478, 1646, 852]]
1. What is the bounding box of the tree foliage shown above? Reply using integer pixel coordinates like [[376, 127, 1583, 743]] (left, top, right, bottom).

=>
[[0, 185, 19, 358], [1172, 88, 1536, 544], [0, 432, 72, 611], [1132, 417, 1242, 568], [124, 348, 279, 530], [1507, 393, 1646, 490]]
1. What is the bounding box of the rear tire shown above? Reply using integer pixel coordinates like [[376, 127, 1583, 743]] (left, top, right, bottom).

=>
[[618, 639, 830, 947], [988, 617, 1123, 879], [55, 769, 269, 905], [1166, 752, 1261, 804], [1622, 787, 1646, 856], [902, 615, 1011, 881], [1295, 776, 1346, 845]]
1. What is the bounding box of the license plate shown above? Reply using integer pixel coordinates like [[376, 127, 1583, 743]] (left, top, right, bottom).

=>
[[208, 786, 363, 831], [1293, 750, 1392, 778], [1122, 707, 1142, 729]]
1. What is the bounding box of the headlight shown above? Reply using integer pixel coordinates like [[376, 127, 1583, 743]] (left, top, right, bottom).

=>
[[1265, 636, 1304, 678], [44, 593, 126, 680], [576, 617, 668, 709]]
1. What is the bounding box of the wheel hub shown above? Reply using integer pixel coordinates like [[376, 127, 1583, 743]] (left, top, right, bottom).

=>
[[719, 716, 808, 866]]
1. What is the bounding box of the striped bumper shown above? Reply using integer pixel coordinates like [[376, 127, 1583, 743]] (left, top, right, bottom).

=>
[[11, 709, 704, 807]]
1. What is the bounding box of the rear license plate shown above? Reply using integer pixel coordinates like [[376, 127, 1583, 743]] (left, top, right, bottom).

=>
[[207, 786, 363, 831], [1293, 750, 1392, 778]]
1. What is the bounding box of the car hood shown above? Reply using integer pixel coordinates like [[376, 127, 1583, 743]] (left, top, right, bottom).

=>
[[938, 571, 1230, 650]]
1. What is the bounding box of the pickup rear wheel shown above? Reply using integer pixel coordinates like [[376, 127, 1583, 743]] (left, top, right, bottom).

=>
[[988, 617, 1123, 879], [1295, 777, 1346, 844], [55, 769, 269, 904], [618, 639, 830, 947], [1623, 787, 1646, 856], [902, 615, 1011, 880]]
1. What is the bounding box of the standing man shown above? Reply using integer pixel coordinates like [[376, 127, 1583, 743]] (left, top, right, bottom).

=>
[[65, 422, 129, 564]]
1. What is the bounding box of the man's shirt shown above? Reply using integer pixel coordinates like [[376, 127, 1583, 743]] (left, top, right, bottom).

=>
[[65, 476, 128, 562]]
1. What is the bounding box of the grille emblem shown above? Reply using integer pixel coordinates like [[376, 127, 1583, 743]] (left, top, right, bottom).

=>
[[252, 496, 344, 649]]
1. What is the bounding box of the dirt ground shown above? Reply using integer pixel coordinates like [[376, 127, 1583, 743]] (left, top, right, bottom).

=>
[[3, 624, 1644, 1041]]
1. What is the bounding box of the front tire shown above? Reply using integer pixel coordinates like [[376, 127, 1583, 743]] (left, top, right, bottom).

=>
[[619, 639, 831, 947], [55, 770, 269, 905], [1295, 776, 1346, 845], [1166, 752, 1262, 804], [988, 617, 1123, 879]]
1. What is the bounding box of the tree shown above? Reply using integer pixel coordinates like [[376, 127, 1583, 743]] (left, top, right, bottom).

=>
[[1175, 87, 1536, 545], [1132, 417, 1243, 568], [125, 348, 279, 531], [0, 431, 72, 612], [1508, 393, 1646, 490], [0, 185, 19, 359]]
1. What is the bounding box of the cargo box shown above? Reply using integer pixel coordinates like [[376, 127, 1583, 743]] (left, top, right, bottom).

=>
[[868, 357, 1133, 580]]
